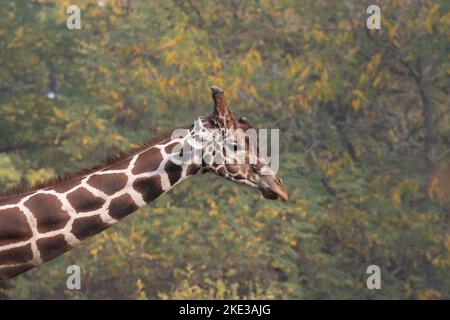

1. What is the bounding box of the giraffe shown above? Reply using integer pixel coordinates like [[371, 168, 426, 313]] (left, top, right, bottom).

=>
[[0, 86, 288, 281]]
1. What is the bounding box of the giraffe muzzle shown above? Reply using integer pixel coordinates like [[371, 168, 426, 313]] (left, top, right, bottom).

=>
[[259, 175, 288, 201]]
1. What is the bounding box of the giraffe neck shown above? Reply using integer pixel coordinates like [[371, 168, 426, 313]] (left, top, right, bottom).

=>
[[0, 125, 203, 280]]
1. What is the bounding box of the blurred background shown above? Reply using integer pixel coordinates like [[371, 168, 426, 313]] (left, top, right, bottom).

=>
[[0, 0, 449, 299]]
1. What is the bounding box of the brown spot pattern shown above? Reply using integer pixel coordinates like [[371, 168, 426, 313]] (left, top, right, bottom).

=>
[[87, 173, 128, 196], [186, 164, 200, 176], [36, 235, 72, 262], [0, 195, 21, 206], [165, 142, 181, 154], [0, 208, 33, 246], [24, 194, 70, 233], [52, 179, 83, 193], [67, 187, 105, 213], [133, 175, 163, 203], [164, 160, 182, 186], [0, 244, 33, 265], [104, 158, 132, 171], [71, 216, 110, 241], [108, 194, 139, 220], [132, 148, 162, 174], [0, 263, 34, 281]]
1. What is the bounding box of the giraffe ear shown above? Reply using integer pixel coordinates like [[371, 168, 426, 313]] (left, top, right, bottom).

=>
[[210, 85, 236, 127]]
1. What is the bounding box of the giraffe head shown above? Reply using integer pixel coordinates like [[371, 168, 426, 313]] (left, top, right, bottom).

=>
[[187, 86, 288, 201]]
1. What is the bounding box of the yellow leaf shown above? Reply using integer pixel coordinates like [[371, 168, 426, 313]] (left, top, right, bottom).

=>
[[206, 198, 217, 209], [312, 29, 325, 42], [90, 247, 99, 258], [53, 107, 64, 118], [209, 209, 218, 216], [367, 53, 382, 72], [373, 75, 382, 87], [321, 69, 329, 82], [300, 96, 308, 111], [14, 26, 24, 37], [159, 35, 183, 50], [353, 89, 364, 99], [418, 289, 442, 300], [247, 85, 259, 99], [299, 67, 310, 81], [110, 91, 119, 100], [164, 51, 178, 66], [338, 20, 351, 30], [351, 99, 361, 111], [390, 189, 402, 207]]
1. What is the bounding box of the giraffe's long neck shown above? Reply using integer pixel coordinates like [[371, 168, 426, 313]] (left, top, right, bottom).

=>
[[0, 127, 202, 280]]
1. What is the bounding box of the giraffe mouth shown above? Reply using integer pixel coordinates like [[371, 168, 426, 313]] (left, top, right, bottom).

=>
[[259, 175, 288, 201]]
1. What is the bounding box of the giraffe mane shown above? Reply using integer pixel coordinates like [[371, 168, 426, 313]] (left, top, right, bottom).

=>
[[0, 129, 185, 199]]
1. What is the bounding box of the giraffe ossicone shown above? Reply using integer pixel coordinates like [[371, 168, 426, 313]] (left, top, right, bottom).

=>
[[0, 86, 288, 281]]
